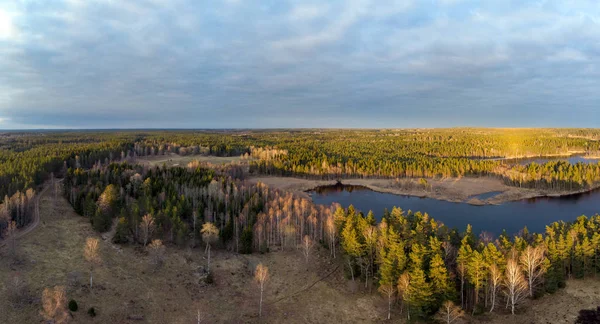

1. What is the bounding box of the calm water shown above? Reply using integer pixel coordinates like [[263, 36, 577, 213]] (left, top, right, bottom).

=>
[[479, 155, 600, 166], [309, 185, 600, 236]]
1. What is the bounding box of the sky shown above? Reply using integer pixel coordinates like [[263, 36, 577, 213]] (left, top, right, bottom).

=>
[[0, 0, 599, 129]]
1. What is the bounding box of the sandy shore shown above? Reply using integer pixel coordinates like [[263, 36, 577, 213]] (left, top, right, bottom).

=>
[[248, 176, 599, 205]]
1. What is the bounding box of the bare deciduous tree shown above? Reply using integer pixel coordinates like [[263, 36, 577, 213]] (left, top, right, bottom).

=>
[[301, 235, 314, 265], [40, 286, 69, 323], [488, 264, 502, 313], [519, 245, 548, 297], [4, 220, 17, 257], [84, 237, 100, 289], [255, 263, 269, 318], [6, 273, 29, 307], [434, 301, 464, 324], [201, 222, 219, 273], [148, 239, 165, 270], [378, 282, 396, 320], [326, 214, 336, 258], [397, 272, 411, 320], [140, 214, 155, 247], [503, 259, 528, 315]]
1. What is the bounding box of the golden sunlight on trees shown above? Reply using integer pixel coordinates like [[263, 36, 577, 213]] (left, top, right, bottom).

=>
[[40, 286, 69, 324], [255, 263, 269, 318], [201, 222, 219, 273], [84, 237, 100, 289]]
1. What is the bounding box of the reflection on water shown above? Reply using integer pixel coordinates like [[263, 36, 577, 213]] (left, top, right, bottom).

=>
[[466, 191, 504, 201], [477, 154, 600, 166], [309, 184, 600, 236]]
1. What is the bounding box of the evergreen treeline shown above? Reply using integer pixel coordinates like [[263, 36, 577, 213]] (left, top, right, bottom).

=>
[[3, 128, 600, 233], [337, 206, 600, 319], [4, 128, 600, 200]]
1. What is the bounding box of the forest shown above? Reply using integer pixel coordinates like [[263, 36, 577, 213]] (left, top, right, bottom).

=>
[[57, 159, 600, 321], [2, 129, 600, 322]]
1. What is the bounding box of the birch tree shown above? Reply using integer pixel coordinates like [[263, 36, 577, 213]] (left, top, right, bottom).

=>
[[148, 239, 165, 270], [255, 263, 269, 318], [301, 235, 314, 265], [378, 282, 396, 320], [84, 237, 100, 289], [503, 259, 528, 315], [140, 214, 155, 246], [4, 220, 17, 257], [488, 264, 502, 313], [40, 286, 69, 324], [434, 301, 464, 324], [201, 222, 219, 273], [519, 245, 548, 297]]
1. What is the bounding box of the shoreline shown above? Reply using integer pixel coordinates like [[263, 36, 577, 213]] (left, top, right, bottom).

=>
[[248, 176, 600, 205]]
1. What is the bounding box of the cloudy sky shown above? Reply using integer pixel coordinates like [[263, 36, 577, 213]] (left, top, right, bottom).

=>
[[0, 0, 599, 129]]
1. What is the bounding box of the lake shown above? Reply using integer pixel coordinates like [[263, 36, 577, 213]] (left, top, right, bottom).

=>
[[309, 184, 600, 236], [478, 154, 600, 166]]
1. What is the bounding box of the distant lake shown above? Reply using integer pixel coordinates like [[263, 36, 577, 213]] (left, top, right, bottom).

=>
[[309, 184, 600, 236], [477, 154, 600, 166]]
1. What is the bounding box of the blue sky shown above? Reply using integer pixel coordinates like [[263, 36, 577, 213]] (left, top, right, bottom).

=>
[[0, 0, 599, 129]]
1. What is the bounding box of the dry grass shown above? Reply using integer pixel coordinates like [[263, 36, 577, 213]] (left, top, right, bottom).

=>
[[137, 153, 243, 168], [473, 279, 600, 324]]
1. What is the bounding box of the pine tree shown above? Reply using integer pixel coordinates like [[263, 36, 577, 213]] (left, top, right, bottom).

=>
[[467, 250, 486, 312], [429, 253, 453, 308], [341, 216, 363, 281], [407, 267, 434, 318]]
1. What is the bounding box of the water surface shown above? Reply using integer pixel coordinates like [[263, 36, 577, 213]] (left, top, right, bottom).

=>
[[309, 184, 600, 236], [478, 155, 600, 166]]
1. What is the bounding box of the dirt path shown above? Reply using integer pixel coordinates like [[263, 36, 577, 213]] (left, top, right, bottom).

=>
[[0, 179, 62, 248]]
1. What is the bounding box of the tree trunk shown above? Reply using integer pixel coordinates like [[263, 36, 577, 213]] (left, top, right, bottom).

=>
[[511, 295, 515, 315], [259, 284, 264, 317], [347, 259, 354, 281], [387, 294, 391, 320], [460, 277, 464, 308]]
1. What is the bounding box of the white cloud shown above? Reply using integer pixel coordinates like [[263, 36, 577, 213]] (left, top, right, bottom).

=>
[[548, 48, 588, 62], [0, 8, 18, 40], [272, 0, 370, 52], [288, 4, 329, 21]]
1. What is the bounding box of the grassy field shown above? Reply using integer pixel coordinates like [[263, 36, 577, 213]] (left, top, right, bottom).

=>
[[2, 182, 600, 323], [137, 153, 244, 168]]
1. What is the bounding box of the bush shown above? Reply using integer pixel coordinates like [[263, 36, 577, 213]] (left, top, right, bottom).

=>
[[576, 306, 600, 324], [205, 272, 214, 284], [87, 307, 96, 317], [68, 299, 78, 312]]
